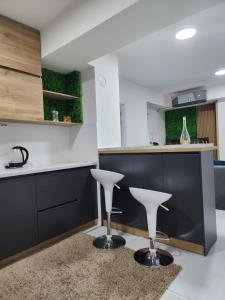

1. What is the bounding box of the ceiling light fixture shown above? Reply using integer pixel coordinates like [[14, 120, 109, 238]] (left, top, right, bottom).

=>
[[176, 28, 196, 40], [215, 69, 225, 76]]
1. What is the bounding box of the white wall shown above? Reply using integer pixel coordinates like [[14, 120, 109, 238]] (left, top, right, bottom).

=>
[[69, 68, 98, 163], [0, 124, 70, 168], [207, 84, 225, 101], [0, 68, 98, 168], [91, 54, 121, 148], [119, 77, 166, 147], [147, 103, 165, 145]]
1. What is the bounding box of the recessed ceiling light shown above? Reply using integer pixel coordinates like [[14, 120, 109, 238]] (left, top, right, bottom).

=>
[[176, 28, 196, 40], [215, 69, 225, 76]]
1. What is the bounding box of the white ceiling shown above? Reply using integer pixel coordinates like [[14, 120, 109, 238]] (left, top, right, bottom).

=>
[[1, 0, 225, 93], [42, 0, 224, 72], [0, 0, 77, 29], [117, 1, 225, 93]]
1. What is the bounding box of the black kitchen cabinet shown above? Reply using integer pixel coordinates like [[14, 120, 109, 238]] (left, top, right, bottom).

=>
[[38, 200, 81, 242], [100, 154, 163, 230], [79, 168, 98, 225], [36, 168, 89, 210], [0, 165, 98, 261], [0, 176, 38, 260], [36, 167, 98, 242], [99, 151, 217, 255], [158, 153, 204, 244]]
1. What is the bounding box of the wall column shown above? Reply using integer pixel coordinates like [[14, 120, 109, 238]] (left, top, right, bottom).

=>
[[90, 54, 121, 148]]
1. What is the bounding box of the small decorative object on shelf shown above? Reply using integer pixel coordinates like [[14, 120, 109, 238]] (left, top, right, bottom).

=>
[[180, 116, 191, 144], [52, 110, 59, 122], [64, 116, 71, 123]]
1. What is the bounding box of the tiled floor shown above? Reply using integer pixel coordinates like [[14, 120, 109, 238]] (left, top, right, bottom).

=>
[[86, 210, 225, 300]]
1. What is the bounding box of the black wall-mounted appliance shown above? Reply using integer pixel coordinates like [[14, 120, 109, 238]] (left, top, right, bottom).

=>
[[172, 87, 207, 107]]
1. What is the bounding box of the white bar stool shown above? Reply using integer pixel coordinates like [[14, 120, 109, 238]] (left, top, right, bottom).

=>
[[129, 187, 173, 267], [91, 169, 126, 249]]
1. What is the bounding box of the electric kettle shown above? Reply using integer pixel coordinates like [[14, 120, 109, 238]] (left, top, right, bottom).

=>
[[5, 146, 29, 169]]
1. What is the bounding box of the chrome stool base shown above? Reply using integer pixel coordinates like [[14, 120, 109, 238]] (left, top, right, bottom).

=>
[[134, 248, 174, 268], [93, 235, 126, 250]]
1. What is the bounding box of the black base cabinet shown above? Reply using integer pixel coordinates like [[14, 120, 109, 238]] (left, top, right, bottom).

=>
[[38, 201, 81, 242], [0, 176, 38, 260], [0, 166, 97, 260], [36, 167, 98, 243], [100, 152, 217, 255]]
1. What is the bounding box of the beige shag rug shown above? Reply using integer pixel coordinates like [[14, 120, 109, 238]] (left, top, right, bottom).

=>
[[0, 232, 181, 300]]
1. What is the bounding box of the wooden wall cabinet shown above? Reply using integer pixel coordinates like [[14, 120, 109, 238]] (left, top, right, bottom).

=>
[[0, 67, 43, 121], [0, 16, 82, 126], [0, 16, 41, 76], [0, 16, 44, 123]]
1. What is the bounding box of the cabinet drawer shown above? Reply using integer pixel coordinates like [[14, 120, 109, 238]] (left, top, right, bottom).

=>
[[38, 201, 81, 242], [0, 16, 41, 76], [36, 168, 90, 211]]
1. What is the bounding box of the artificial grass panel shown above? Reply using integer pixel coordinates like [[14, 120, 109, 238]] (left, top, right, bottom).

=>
[[42, 68, 83, 123], [165, 107, 197, 142]]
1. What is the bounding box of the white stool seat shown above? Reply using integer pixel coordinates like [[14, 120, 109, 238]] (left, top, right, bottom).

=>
[[129, 187, 173, 268], [91, 169, 126, 250], [91, 169, 124, 213], [91, 169, 124, 187], [129, 188, 171, 240]]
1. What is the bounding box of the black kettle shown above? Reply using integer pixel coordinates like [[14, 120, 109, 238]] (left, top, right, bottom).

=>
[[5, 146, 29, 169]]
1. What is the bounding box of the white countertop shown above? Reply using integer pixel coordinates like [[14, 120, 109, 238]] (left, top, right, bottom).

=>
[[99, 143, 217, 154], [0, 161, 96, 179]]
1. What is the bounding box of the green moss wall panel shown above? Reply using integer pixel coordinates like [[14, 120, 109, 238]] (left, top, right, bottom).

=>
[[165, 107, 197, 142], [42, 68, 83, 123], [42, 68, 65, 93]]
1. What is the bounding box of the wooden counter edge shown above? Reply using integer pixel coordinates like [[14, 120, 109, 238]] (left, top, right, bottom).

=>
[[103, 220, 204, 255], [99, 146, 217, 154]]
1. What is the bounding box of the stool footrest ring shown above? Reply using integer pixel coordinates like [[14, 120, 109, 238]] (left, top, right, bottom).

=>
[[156, 231, 170, 241], [112, 207, 123, 214]]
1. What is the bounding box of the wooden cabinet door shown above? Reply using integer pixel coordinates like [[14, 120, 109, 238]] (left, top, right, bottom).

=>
[[0, 176, 38, 260], [0, 16, 41, 76], [0, 67, 44, 121]]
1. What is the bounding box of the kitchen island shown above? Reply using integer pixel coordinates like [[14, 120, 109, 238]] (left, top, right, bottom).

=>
[[99, 144, 217, 255]]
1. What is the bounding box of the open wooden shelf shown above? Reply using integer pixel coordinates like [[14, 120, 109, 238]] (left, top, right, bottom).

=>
[[0, 118, 82, 127], [160, 100, 216, 111], [43, 90, 79, 101]]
